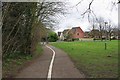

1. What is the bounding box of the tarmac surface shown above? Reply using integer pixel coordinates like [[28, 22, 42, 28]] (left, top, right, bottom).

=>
[[15, 45, 85, 78]]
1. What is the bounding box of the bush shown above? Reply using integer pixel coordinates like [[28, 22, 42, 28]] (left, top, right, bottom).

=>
[[48, 32, 58, 42]]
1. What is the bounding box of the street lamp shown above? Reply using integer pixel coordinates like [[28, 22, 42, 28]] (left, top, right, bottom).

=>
[[104, 22, 108, 50]]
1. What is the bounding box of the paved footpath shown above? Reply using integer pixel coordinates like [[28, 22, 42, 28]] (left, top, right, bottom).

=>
[[15, 45, 85, 78], [16, 46, 52, 78]]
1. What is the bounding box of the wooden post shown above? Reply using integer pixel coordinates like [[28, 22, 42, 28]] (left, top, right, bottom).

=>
[[104, 22, 108, 50]]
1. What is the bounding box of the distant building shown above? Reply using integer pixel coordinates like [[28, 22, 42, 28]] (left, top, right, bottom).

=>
[[58, 32, 62, 37], [58, 27, 84, 41], [69, 27, 84, 39], [84, 31, 91, 38], [59, 32, 64, 41], [58, 27, 120, 41], [90, 29, 100, 39]]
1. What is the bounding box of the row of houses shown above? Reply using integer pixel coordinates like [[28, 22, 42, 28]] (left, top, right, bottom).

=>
[[58, 26, 119, 41]]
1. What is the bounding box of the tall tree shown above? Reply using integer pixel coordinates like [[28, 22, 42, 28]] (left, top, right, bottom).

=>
[[2, 1, 66, 58]]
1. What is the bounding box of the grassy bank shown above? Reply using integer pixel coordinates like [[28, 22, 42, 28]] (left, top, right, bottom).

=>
[[51, 40, 118, 78], [3, 43, 43, 78]]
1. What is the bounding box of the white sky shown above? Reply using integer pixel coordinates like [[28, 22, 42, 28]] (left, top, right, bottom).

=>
[[54, 0, 118, 32]]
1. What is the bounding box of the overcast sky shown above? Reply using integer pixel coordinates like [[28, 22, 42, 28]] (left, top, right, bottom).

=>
[[54, 0, 118, 32]]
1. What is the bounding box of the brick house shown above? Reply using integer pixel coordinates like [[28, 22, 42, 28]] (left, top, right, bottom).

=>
[[69, 27, 84, 39], [58, 27, 84, 41]]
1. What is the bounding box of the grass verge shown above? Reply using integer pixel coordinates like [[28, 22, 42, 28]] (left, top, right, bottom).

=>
[[51, 40, 118, 78], [3, 43, 43, 78]]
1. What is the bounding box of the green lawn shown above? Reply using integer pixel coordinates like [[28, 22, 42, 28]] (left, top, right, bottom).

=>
[[51, 40, 118, 78]]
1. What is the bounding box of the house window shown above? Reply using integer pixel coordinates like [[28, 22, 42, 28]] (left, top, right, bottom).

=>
[[77, 33, 79, 35]]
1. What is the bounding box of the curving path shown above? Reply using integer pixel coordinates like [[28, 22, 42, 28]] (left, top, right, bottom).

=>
[[15, 45, 85, 78]]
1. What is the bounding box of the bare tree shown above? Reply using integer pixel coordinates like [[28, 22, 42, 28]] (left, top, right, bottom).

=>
[[76, 0, 118, 20], [37, 1, 67, 28], [106, 20, 114, 41], [96, 17, 105, 41]]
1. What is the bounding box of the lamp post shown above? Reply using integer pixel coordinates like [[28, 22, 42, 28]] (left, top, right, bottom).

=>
[[104, 22, 108, 50]]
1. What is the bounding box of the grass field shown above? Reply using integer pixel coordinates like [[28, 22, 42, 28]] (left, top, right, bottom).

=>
[[51, 40, 118, 78]]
